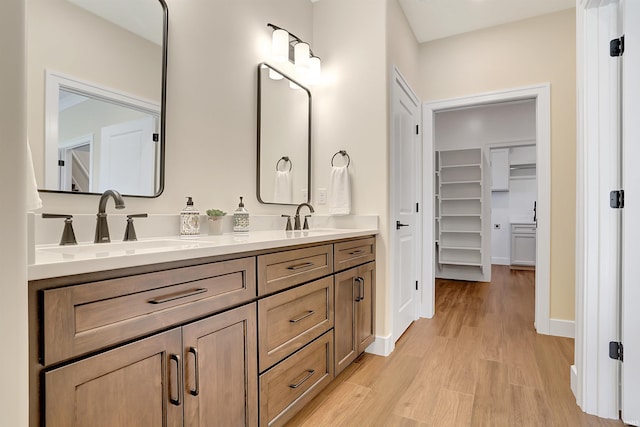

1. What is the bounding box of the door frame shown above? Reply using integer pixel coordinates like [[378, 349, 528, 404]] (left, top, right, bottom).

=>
[[574, 0, 622, 420], [389, 66, 422, 347], [421, 84, 551, 333]]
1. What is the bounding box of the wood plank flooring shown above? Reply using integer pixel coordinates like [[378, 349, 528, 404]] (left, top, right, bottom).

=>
[[286, 265, 624, 427]]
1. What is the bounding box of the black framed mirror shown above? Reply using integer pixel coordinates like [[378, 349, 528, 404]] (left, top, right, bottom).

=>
[[29, 0, 168, 197], [257, 63, 311, 205]]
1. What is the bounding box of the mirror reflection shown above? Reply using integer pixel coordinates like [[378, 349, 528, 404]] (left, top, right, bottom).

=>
[[28, 0, 167, 197], [257, 63, 311, 205]]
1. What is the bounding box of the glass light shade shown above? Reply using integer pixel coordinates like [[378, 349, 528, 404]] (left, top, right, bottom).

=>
[[269, 69, 284, 80], [308, 56, 321, 83], [272, 29, 289, 62], [294, 42, 310, 73]]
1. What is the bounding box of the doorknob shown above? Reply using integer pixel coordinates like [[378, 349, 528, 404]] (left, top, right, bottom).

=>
[[396, 221, 409, 230]]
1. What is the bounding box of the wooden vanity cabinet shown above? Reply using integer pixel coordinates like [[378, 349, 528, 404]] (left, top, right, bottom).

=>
[[334, 261, 376, 376], [45, 327, 183, 427]]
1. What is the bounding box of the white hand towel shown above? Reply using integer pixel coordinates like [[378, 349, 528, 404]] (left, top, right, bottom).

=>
[[26, 140, 42, 211], [329, 165, 351, 215], [273, 170, 292, 204]]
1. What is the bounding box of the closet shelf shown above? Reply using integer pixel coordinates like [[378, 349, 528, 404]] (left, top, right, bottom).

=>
[[440, 180, 481, 185], [440, 163, 481, 169], [440, 246, 481, 251], [440, 229, 481, 234], [439, 261, 483, 267], [440, 197, 481, 201]]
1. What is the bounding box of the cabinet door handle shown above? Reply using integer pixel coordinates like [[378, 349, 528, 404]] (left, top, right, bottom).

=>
[[188, 347, 199, 396], [169, 354, 182, 406], [348, 249, 365, 256], [359, 277, 365, 302], [287, 262, 314, 271], [148, 287, 207, 304], [354, 277, 363, 302], [289, 369, 315, 389], [289, 310, 315, 323]]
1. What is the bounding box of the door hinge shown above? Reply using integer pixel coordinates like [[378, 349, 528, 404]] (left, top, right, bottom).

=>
[[610, 35, 625, 57], [58, 160, 65, 167], [153, 133, 159, 142], [609, 341, 623, 361], [415, 280, 419, 291], [416, 124, 419, 135], [416, 202, 419, 213], [610, 190, 624, 209]]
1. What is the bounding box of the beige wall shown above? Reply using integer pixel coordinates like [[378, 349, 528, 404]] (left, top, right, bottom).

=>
[[387, 0, 420, 91], [418, 9, 577, 320], [313, 0, 390, 336], [1, 0, 29, 425]]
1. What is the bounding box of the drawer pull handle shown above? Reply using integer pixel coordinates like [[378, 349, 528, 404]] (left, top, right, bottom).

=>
[[289, 369, 315, 389], [148, 287, 207, 304], [287, 262, 314, 271], [289, 310, 315, 323], [354, 277, 365, 302], [188, 347, 199, 396], [348, 249, 365, 256], [169, 354, 182, 406]]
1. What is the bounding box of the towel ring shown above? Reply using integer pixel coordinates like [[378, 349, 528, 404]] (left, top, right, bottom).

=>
[[276, 156, 292, 172], [331, 150, 350, 168]]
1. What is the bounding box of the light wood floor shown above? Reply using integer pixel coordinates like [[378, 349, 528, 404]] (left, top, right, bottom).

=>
[[286, 265, 625, 427]]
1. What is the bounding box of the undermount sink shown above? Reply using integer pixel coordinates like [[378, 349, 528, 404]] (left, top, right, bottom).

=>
[[37, 239, 215, 259]]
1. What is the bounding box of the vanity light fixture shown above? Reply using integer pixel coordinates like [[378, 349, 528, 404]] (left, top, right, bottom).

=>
[[268, 23, 321, 84]]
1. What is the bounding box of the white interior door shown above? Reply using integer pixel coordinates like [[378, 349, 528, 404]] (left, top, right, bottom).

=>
[[99, 116, 156, 195], [622, 0, 640, 424], [391, 68, 421, 342]]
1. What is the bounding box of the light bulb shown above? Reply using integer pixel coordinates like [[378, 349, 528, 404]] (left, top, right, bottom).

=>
[[294, 42, 310, 74], [309, 56, 321, 84]]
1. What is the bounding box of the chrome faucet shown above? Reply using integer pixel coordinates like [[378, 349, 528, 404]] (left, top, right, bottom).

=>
[[294, 203, 314, 230], [94, 189, 125, 243]]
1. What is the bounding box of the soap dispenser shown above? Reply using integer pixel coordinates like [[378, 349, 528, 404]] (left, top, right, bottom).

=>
[[180, 196, 200, 237], [233, 196, 250, 233]]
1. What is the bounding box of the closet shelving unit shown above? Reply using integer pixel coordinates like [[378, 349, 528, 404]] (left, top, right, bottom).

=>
[[436, 148, 484, 272]]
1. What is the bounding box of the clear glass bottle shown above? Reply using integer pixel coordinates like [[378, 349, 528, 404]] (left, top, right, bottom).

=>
[[233, 196, 250, 233], [180, 196, 200, 237]]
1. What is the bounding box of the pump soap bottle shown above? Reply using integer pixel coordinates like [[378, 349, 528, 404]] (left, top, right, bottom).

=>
[[233, 196, 250, 233], [180, 196, 200, 237]]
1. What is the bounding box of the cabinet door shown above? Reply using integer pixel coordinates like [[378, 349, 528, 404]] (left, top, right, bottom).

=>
[[490, 148, 509, 191], [183, 303, 258, 427], [44, 328, 183, 427], [356, 262, 375, 353], [334, 268, 358, 376], [511, 233, 536, 266]]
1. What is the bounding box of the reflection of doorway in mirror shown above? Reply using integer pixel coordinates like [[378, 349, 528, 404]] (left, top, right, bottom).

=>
[[58, 133, 93, 192]]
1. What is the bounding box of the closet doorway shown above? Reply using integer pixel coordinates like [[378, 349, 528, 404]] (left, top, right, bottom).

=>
[[421, 85, 551, 335]]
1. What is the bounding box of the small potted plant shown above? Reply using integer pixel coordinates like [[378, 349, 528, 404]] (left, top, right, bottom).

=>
[[206, 209, 226, 235]]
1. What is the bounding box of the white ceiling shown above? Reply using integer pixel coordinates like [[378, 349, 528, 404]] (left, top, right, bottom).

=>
[[66, 0, 164, 45], [398, 0, 575, 43]]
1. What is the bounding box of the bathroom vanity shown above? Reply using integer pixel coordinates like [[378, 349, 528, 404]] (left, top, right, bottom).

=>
[[28, 229, 376, 427]]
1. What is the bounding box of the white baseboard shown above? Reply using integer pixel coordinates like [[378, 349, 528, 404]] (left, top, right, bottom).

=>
[[570, 364, 577, 399], [365, 333, 394, 357], [549, 318, 575, 338], [491, 257, 510, 265]]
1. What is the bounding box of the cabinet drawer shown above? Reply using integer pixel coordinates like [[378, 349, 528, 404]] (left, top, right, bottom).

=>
[[42, 257, 256, 365], [511, 224, 536, 234], [257, 245, 333, 295], [334, 237, 375, 272], [259, 331, 333, 427], [258, 277, 333, 371]]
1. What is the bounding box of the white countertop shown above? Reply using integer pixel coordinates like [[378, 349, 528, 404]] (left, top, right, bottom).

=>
[[29, 228, 378, 281]]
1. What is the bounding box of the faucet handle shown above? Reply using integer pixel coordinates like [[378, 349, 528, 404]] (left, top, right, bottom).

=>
[[42, 213, 77, 246], [303, 215, 312, 230], [124, 214, 148, 242], [281, 214, 293, 231]]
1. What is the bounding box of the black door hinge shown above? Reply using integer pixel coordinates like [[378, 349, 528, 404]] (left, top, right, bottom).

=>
[[610, 190, 624, 209], [609, 341, 623, 361], [153, 133, 159, 142], [610, 35, 625, 57], [415, 281, 419, 291], [416, 202, 419, 213], [416, 125, 419, 135], [58, 160, 65, 167]]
